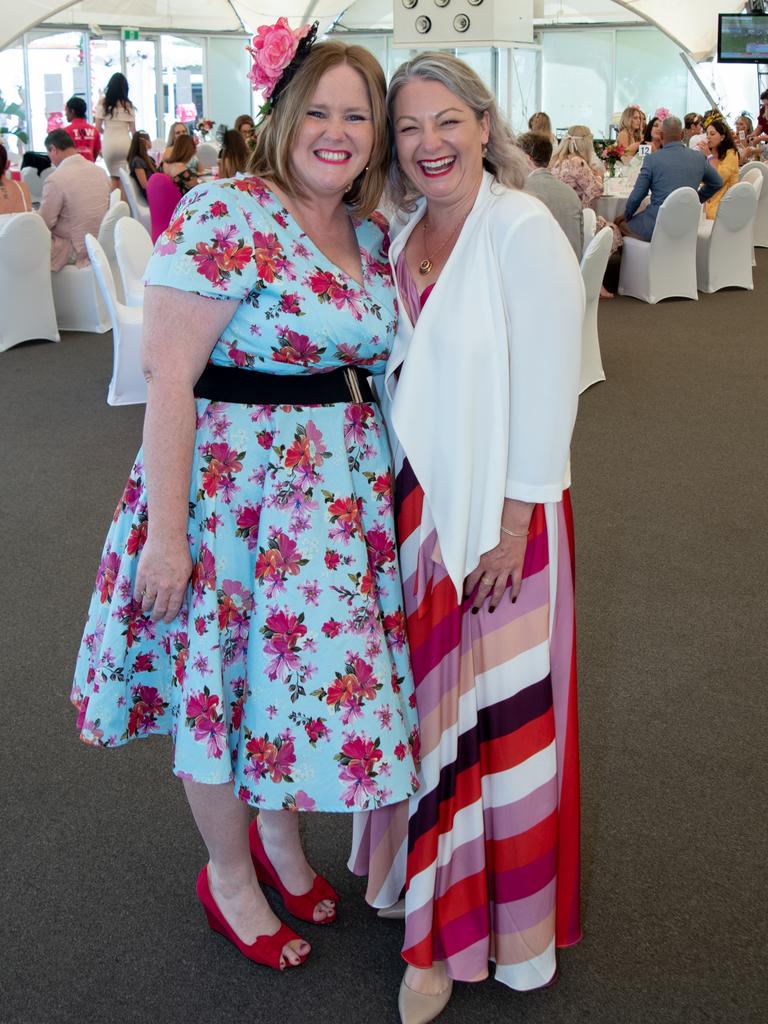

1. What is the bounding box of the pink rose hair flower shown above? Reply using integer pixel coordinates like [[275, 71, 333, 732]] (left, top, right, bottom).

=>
[[246, 18, 318, 112]]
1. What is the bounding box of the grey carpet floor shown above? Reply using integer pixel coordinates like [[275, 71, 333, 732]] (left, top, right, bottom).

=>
[[1, 262, 767, 1024]]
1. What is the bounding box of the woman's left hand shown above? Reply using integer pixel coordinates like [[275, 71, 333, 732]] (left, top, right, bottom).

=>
[[464, 533, 528, 613]]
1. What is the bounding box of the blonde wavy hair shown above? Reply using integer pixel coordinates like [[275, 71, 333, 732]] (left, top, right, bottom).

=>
[[247, 41, 388, 219], [386, 52, 527, 212], [550, 125, 598, 168], [617, 105, 643, 143]]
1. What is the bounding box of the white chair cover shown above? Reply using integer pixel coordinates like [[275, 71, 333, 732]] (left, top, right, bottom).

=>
[[20, 165, 53, 205], [696, 181, 757, 293], [196, 142, 218, 170], [738, 161, 768, 247], [741, 170, 762, 267], [618, 186, 701, 303], [115, 217, 153, 308], [0, 213, 60, 352], [97, 200, 130, 303], [118, 166, 152, 235], [109, 188, 120, 208], [582, 207, 596, 255], [85, 233, 147, 405], [579, 226, 611, 393]]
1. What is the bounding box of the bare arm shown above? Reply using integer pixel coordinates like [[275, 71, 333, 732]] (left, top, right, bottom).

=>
[[135, 285, 240, 621], [133, 166, 149, 191]]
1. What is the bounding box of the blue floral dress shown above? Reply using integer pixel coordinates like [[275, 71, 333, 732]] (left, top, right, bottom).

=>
[[71, 176, 420, 813]]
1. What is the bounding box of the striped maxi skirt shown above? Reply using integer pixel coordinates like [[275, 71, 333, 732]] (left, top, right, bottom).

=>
[[349, 458, 581, 990]]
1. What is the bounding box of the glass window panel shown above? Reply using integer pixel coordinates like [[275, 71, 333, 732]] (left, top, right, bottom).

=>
[[207, 36, 256, 128], [27, 32, 86, 149], [614, 29, 689, 127], [89, 36, 122, 122], [0, 45, 27, 163], [509, 47, 539, 133], [161, 35, 204, 139], [124, 39, 158, 140], [541, 30, 612, 138]]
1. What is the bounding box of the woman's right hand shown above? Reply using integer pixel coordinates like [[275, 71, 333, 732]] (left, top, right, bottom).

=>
[[134, 534, 193, 623]]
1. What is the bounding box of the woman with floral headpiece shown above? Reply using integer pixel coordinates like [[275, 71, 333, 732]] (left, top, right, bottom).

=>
[[71, 17, 419, 972]]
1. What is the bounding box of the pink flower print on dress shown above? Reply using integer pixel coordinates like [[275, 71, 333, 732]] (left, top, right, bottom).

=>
[[252, 231, 285, 283], [343, 403, 374, 447], [325, 494, 364, 544], [156, 214, 185, 256], [335, 732, 384, 808], [365, 527, 396, 574], [96, 550, 121, 603], [125, 517, 147, 557], [209, 200, 228, 218], [244, 730, 296, 783], [234, 503, 262, 549], [199, 442, 245, 501], [272, 327, 325, 366], [125, 684, 168, 738], [305, 268, 365, 321], [191, 543, 216, 606]]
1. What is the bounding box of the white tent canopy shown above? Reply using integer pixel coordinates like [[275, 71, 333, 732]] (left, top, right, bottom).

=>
[[0, 0, 750, 60]]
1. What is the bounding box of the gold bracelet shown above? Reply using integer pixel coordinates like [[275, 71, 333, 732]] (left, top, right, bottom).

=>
[[500, 524, 528, 539]]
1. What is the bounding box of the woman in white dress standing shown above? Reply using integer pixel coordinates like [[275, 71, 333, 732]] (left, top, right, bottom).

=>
[[94, 72, 135, 190]]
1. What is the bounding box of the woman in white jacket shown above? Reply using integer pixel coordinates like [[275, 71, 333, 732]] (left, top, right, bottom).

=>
[[349, 53, 585, 1023]]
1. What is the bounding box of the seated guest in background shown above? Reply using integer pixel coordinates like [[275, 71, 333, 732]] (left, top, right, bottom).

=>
[[752, 89, 768, 145], [63, 96, 101, 163], [643, 116, 663, 153], [216, 126, 249, 179], [161, 134, 199, 194], [127, 130, 157, 197], [0, 143, 32, 213], [703, 118, 739, 220], [234, 113, 256, 145], [39, 129, 110, 271], [518, 131, 583, 260], [683, 113, 703, 145], [617, 116, 722, 241], [161, 121, 189, 163], [550, 125, 622, 275], [734, 114, 760, 165], [528, 111, 555, 143], [616, 105, 644, 161]]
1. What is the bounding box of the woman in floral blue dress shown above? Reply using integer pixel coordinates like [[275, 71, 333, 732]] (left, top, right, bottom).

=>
[[71, 25, 418, 971]]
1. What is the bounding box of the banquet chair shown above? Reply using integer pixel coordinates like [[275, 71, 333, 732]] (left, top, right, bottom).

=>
[[738, 161, 768, 247], [578, 227, 611, 394], [97, 200, 130, 303], [0, 213, 60, 352], [582, 207, 596, 255], [20, 165, 53, 206], [618, 187, 701, 303], [741, 170, 762, 267], [115, 217, 153, 308], [85, 234, 146, 405], [146, 173, 182, 243], [196, 142, 218, 170], [109, 188, 120, 208], [118, 166, 152, 235], [695, 181, 757, 294]]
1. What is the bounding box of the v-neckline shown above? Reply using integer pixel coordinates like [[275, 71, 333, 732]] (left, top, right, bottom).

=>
[[269, 185, 367, 290]]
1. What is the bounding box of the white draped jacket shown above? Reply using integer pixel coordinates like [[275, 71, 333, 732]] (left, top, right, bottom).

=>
[[382, 172, 585, 599]]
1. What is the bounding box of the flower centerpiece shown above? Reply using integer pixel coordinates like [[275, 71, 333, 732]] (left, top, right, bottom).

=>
[[196, 118, 215, 141], [601, 142, 625, 177], [246, 17, 318, 123]]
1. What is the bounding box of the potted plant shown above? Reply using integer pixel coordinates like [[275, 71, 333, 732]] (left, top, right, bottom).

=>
[[0, 91, 29, 153]]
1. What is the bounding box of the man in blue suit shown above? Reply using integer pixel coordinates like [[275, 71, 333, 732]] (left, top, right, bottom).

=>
[[617, 116, 723, 241]]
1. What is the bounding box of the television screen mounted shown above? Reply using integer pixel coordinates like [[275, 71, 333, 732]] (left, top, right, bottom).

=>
[[718, 13, 768, 63]]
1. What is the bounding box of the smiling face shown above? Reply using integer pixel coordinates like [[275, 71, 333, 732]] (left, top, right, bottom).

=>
[[631, 110, 642, 131], [393, 78, 489, 207], [290, 63, 374, 201]]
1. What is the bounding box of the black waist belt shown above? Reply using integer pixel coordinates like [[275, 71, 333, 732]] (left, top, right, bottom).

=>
[[193, 363, 375, 405]]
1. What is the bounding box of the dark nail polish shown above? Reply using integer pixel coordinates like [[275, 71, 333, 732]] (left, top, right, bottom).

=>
[[471, 607, 479, 615], [512, 596, 517, 604], [489, 605, 496, 613]]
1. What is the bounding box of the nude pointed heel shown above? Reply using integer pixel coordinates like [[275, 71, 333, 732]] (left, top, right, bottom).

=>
[[397, 975, 453, 1024], [377, 897, 406, 920]]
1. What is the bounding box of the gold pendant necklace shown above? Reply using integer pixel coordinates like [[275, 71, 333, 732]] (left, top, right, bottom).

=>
[[419, 212, 467, 275]]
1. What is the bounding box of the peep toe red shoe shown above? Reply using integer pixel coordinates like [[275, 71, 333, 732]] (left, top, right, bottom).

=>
[[248, 819, 340, 925], [196, 866, 309, 970]]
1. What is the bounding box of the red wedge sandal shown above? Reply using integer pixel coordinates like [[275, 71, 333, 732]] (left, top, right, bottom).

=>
[[248, 819, 339, 925], [196, 865, 309, 969]]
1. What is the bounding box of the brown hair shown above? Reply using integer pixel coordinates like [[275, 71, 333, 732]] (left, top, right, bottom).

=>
[[127, 131, 157, 172], [0, 143, 7, 178], [235, 114, 255, 135], [247, 41, 388, 219], [219, 129, 250, 178], [706, 118, 736, 161], [516, 131, 553, 168], [167, 134, 197, 164], [528, 111, 553, 137]]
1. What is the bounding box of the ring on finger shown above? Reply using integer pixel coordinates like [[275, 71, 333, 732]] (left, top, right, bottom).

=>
[[481, 574, 494, 585]]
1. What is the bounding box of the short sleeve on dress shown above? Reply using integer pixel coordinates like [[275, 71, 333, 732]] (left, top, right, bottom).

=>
[[144, 182, 258, 301]]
